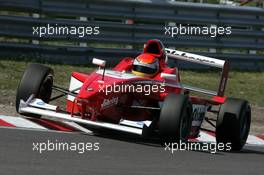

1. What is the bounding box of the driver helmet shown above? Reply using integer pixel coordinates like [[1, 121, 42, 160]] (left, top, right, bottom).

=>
[[132, 53, 159, 77]]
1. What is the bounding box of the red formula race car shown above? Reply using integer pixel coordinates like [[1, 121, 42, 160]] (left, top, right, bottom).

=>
[[16, 39, 251, 151]]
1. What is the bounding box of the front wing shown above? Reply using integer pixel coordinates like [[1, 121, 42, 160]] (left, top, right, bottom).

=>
[[19, 97, 153, 135]]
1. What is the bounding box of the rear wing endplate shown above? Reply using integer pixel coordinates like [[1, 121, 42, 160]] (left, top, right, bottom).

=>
[[165, 48, 230, 97]]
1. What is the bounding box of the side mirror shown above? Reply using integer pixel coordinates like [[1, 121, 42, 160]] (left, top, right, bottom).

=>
[[160, 73, 177, 81], [92, 58, 106, 67]]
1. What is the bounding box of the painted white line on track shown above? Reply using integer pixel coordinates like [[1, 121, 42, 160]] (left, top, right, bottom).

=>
[[246, 135, 264, 145], [196, 132, 216, 143], [0, 125, 82, 135], [0, 115, 47, 130], [0, 115, 263, 146]]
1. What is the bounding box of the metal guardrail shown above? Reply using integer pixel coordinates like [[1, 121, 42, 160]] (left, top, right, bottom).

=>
[[0, 0, 263, 70]]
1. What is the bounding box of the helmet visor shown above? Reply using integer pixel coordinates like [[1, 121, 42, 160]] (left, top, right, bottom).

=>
[[133, 57, 159, 74], [132, 65, 158, 74]]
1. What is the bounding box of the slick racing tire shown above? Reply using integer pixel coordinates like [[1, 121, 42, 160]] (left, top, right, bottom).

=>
[[16, 63, 54, 117], [159, 93, 192, 143], [216, 98, 251, 151]]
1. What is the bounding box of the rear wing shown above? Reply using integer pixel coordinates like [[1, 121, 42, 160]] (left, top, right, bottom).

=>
[[165, 48, 230, 97]]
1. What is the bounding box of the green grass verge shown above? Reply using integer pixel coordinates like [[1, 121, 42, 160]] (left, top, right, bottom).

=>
[[0, 60, 263, 107], [0, 60, 93, 105]]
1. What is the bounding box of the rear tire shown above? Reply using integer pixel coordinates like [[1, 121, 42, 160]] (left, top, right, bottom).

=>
[[216, 98, 251, 151], [16, 63, 54, 117], [159, 94, 192, 143]]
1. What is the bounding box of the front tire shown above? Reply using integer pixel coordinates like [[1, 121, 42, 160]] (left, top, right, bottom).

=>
[[16, 63, 54, 117], [216, 98, 251, 151], [159, 94, 192, 143]]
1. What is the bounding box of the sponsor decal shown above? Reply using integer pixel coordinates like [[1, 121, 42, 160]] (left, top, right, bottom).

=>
[[36, 101, 45, 106], [101, 97, 119, 109], [166, 49, 216, 65], [136, 121, 144, 127], [192, 105, 207, 126]]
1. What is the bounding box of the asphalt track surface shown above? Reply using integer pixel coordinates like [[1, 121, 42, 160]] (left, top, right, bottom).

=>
[[0, 127, 264, 175]]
